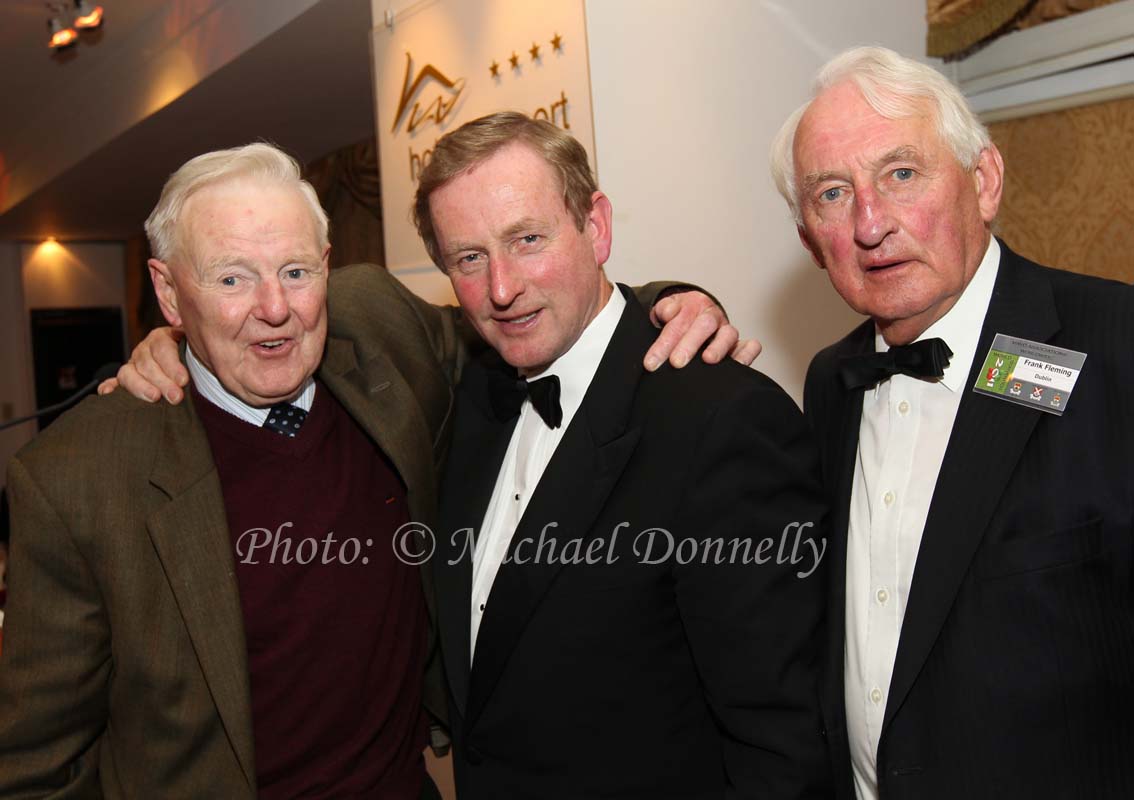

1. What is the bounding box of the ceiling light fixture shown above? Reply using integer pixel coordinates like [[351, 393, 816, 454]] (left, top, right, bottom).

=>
[[46, 1, 105, 50], [47, 13, 78, 49], [73, 1, 104, 30]]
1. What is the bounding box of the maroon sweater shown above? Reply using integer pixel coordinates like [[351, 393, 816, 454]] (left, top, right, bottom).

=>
[[193, 383, 427, 799]]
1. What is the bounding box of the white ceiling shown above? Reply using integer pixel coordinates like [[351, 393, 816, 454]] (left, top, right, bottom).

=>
[[0, 0, 377, 241]]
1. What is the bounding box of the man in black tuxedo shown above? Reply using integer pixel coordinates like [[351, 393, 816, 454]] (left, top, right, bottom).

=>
[[415, 112, 830, 798], [770, 46, 1134, 799]]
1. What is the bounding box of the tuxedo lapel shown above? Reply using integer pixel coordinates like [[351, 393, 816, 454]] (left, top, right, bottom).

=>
[[436, 355, 519, 717], [884, 244, 1061, 731], [145, 400, 255, 790], [824, 324, 872, 721], [464, 287, 649, 729]]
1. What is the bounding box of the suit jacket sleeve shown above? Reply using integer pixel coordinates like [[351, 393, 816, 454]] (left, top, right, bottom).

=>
[[673, 375, 830, 798], [327, 263, 481, 391], [0, 457, 110, 797]]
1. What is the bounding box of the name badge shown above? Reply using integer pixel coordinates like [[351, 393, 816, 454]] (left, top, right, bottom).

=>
[[973, 334, 1086, 416]]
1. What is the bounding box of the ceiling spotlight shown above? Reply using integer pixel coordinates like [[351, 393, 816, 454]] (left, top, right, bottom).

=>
[[48, 15, 78, 49], [73, 1, 104, 30]]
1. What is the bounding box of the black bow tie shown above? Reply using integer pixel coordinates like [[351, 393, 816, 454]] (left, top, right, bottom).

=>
[[839, 338, 953, 390], [488, 372, 563, 429]]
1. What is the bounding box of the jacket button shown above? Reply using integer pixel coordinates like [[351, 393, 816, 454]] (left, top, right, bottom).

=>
[[466, 745, 484, 765]]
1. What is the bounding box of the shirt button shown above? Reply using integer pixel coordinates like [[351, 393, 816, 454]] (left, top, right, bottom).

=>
[[514, 493, 520, 501], [883, 490, 895, 506], [898, 400, 910, 415], [870, 687, 884, 705], [479, 603, 486, 612], [876, 588, 889, 605]]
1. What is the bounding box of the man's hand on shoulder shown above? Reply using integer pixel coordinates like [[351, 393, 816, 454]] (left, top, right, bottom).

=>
[[646, 290, 762, 372], [98, 327, 189, 403]]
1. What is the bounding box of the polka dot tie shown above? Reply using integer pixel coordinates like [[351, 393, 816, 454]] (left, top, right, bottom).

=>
[[263, 403, 307, 438]]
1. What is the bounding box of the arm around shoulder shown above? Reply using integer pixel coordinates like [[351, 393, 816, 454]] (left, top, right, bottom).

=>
[[326, 263, 484, 388]]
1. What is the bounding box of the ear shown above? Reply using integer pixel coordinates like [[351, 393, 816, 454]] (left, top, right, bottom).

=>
[[585, 191, 614, 267], [148, 258, 184, 327], [973, 144, 1005, 224], [797, 225, 826, 270]]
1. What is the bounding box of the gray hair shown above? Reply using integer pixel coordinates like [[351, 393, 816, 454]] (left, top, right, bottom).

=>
[[145, 142, 329, 263], [769, 46, 991, 223]]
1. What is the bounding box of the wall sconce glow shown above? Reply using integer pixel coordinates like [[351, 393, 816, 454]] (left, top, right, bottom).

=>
[[38, 238, 66, 258], [146, 50, 200, 118], [46, 1, 105, 50]]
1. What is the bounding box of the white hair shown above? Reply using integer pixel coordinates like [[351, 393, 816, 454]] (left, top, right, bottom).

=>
[[769, 46, 991, 223], [145, 142, 329, 263]]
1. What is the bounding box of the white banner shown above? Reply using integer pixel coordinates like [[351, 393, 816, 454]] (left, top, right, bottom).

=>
[[372, 0, 594, 291]]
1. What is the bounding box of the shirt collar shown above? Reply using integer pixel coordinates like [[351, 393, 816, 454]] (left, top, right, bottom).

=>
[[874, 236, 1000, 393], [186, 344, 315, 427], [534, 284, 624, 428]]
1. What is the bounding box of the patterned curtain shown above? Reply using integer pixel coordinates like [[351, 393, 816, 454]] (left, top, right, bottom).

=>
[[303, 138, 387, 270], [928, 0, 1121, 59], [989, 96, 1134, 284]]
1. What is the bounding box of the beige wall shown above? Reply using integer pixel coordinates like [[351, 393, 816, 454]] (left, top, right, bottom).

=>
[[584, 0, 931, 402], [22, 241, 126, 310], [0, 244, 35, 480], [0, 242, 127, 486]]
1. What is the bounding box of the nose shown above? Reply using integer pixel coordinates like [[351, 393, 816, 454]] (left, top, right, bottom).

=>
[[488, 253, 525, 308], [852, 186, 897, 248], [254, 278, 290, 325]]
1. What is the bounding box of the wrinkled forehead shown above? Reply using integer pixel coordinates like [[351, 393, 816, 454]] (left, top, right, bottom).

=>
[[176, 178, 321, 265], [795, 82, 943, 168]]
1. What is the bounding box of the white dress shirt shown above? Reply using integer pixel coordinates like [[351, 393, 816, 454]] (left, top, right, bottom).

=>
[[469, 287, 625, 662], [186, 345, 315, 424], [845, 238, 1000, 800]]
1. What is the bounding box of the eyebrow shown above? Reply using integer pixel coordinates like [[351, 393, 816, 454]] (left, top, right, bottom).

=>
[[501, 216, 550, 239], [199, 252, 319, 275], [800, 146, 924, 194], [198, 255, 248, 276], [441, 217, 551, 257]]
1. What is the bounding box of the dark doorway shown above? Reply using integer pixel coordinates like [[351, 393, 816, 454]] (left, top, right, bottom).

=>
[[29, 307, 125, 430]]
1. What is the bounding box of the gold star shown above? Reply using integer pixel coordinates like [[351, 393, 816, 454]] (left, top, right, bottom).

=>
[[489, 60, 500, 78], [509, 51, 520, 69], [529, 42, 541, 61], [550, 33, 563, 52]]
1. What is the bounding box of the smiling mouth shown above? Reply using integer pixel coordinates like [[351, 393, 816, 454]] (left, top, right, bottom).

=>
[[254, 338, 293, 353], [495, 310, 541, 328]]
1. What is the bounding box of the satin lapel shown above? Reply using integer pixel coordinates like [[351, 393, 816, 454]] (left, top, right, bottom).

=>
[[146, 400, 255, 790], [884, 247, 1060, 731], [436, 356, 519, 717], [465, 287, 648, 729], [319, 337, 439, 525], [825, 328, 871, 720]]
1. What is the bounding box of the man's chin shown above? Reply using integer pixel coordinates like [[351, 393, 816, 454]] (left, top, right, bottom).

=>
[[233, 381, 308, 408], [498, 349, 553, 378]]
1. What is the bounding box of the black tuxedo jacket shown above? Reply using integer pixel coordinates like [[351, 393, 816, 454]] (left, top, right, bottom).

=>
[[804, 241, 1134, 799], [435, 286, 831, 799]]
